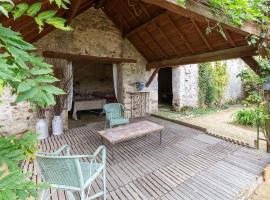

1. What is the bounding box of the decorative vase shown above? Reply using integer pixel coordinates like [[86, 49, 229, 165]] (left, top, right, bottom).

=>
[[36, 119, 49, 140], [52, 115, 64, 136]]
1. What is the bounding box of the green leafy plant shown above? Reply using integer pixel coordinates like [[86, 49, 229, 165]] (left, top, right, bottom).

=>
[[235, 108, 266, 127], [198, 62, 228, 108], [178, 0, 270, 59], [198, 62, 216, 108], [213, 61, 228, 107], [0, 0, 72, 199]]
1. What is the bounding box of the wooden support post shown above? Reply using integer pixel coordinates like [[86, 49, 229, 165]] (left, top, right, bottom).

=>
[[146, 68, 160, 87]]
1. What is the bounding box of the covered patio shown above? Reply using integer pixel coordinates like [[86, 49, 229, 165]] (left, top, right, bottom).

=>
[[24, 117, 270, 200]]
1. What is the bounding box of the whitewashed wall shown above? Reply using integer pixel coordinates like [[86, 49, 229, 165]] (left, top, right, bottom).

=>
[[172, 59, 245, 110]]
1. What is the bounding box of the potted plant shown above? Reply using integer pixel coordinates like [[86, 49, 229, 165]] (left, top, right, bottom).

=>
[[36, 106, 49, 140], [52, 68, 72, 136]]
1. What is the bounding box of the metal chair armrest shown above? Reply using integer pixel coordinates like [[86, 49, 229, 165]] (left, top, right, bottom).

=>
[[37, 144, 70, 156], [90, 145, 106, 165]]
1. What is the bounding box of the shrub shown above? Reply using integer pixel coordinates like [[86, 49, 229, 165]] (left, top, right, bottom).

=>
[[235, 108, 266, 127]]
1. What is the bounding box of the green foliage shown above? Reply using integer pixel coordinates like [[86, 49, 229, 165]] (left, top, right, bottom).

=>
[[0, 132, 45, 200], [213, 61, 229, 106], [198, 62, 215, 107], [178, 0, 270, 59], [235, 108, 266, 127], [0, 1, 72, 199], [198, 62, 228, 108]]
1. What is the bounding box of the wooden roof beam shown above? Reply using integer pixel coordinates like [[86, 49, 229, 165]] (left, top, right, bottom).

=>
[[146, 67, 160, 87], [223, 29, 237, 47], [147, 46, 257, 69], [141, 0, 261, 36], [66, 0, 83, 23], [241, 56, 261, 75], [166, 14, 194, 54], [154, 21, 181, 56], [125, 11, 168, 38], [42, 51, 137, 63], [191, 19, 213, 51]]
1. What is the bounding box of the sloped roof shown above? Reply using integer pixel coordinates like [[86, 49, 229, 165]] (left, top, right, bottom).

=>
[[1, 0, 260, 69]]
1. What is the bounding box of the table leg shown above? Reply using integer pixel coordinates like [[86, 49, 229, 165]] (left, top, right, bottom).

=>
[[101, 137, 104, 145], [112, 144, 115, 162], [160, 130, 162, 145]]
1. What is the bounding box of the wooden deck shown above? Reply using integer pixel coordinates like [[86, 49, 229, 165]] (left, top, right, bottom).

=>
[[25, 117, 270, 200]]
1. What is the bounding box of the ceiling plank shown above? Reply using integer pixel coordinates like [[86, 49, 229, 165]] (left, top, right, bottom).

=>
[[165, 14, 194, 53], [141, 0, 261, 36], [223, 29, 237, 47], [144, 28, 170, 58], [191, 19, 213, 51], [147, 46, 257, 69], [146, 67, 160, 87], [154, 21, 181, 56], [125, 11, 168, 38], [43, 51, 137, 63]]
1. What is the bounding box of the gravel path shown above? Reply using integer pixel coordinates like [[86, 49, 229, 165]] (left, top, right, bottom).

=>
[[181, 106, 268, 150]]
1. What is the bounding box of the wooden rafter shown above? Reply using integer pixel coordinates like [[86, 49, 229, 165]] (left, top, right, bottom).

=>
[[147, 46, 257, 69], [146, 67, 160, 87], [223, 29, 237, 47], [43, 51, 137, 63], [165, 14, 194, 54], [241, 56, 261, 75], [67, 0, 82, 22], [143, 28, 169, 58], [94, 0, 106, 9], [154, 21, 180, 56], [191, 19, 213, 51], [125, 11, 168, 38], [141, 0, 261, 36]]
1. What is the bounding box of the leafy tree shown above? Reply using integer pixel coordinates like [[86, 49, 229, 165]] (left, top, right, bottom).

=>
[[0, 0, 72, 199]]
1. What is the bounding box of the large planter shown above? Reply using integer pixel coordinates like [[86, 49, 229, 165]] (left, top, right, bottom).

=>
[[52, 115, 64, 136], [36, 119, 49, 140]]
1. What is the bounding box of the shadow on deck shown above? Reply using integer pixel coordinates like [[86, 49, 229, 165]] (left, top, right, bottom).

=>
[[27, 117, 270, 200]]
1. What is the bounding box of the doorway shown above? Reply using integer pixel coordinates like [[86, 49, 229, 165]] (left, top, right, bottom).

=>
[[69, 61, 116, 128], [158, 67, 173, 108]]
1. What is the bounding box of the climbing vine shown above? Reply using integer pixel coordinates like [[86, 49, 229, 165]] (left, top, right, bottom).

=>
[[213, 61, 229, 107], [178, 0, 270, 59], [198, 62, 228, 108]]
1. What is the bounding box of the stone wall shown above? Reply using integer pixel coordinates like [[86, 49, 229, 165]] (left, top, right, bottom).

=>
[[172, 59, 245, 110], [172, 64, 199, 110], [35, 7, 158, 117], [0, 88, 35, 135]]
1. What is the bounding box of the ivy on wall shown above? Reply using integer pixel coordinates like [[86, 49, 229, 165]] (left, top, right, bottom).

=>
[[198, 61, 228, 108], [213, 61, 229, 107]]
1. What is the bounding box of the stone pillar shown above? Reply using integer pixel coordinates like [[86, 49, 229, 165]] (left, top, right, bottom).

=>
[[172, 67, 182, 111], [172, 65, 199, 111]]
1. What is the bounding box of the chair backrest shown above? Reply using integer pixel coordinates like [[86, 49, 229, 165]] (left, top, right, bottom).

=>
[[36, 155, 83, 188], [103, 103, 122, 119]]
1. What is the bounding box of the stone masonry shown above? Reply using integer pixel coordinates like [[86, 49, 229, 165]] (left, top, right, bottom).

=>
[[172, 59, 246, 110]]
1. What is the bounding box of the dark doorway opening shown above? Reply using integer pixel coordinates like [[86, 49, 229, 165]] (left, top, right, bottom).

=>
[[158, 67, 173, 105]]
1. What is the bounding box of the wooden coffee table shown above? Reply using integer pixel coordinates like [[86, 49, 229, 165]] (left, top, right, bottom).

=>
[[98, 121, 164, 159]]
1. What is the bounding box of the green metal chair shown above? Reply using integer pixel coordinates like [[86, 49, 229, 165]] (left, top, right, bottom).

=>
[[103, 103, 129, 129], [36, 145, 106, 200]]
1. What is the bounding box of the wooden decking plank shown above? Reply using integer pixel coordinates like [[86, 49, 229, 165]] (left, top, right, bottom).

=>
[[30, 117, 269, 200]]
